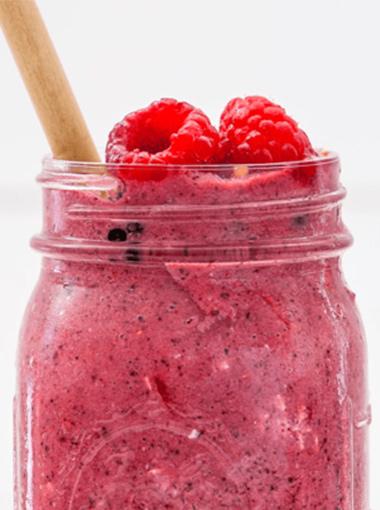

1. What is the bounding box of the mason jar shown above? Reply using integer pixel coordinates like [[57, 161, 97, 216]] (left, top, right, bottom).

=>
[[15, 155, 370, 509]]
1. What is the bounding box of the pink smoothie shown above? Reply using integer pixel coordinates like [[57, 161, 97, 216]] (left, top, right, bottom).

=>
[[15, 156, 369, 509]]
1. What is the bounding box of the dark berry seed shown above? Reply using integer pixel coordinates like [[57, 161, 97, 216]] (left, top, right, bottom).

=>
[[107, 228, 127, 242], [126, 248, 141, 263], [126, 222, 144, 235], [293, 215, 307, 226]]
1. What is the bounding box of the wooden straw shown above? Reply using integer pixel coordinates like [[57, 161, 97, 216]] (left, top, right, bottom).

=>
[[0, 0, 100, 162]]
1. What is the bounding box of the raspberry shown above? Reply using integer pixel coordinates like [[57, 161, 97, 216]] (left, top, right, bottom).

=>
[[106, 98, 220, 180], [220, 96, 316, 164]]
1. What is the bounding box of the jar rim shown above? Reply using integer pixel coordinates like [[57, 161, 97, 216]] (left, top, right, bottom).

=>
[[43, 151, 338, 175]]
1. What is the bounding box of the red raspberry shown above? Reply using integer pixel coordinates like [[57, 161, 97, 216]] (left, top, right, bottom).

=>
[[106, 98, 220, 180], [220, 96, 316, 164]]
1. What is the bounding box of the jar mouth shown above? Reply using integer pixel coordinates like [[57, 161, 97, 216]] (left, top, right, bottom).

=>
[[39, 151, 340, 197], [43, 150, 337, 175]]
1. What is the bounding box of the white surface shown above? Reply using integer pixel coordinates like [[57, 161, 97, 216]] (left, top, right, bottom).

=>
[[0, 0, 379, 507]]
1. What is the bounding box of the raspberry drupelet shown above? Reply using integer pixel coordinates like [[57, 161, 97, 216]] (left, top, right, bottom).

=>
[[220, 96, 316, 164]]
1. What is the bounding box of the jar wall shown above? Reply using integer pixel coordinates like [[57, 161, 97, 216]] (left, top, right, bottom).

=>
[[15, 256, 369, 509]]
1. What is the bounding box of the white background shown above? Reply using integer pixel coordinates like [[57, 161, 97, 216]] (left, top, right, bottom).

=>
[[0, 0, 379, 507]]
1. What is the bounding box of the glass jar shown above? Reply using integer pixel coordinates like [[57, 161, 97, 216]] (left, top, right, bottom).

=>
[[15, 155, 370, 509]]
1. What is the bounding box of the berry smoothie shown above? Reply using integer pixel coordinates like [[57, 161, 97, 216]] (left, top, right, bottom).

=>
[[15, 155, 369, 510], [15, 97, 369, 509]]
